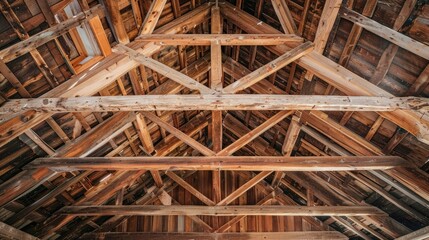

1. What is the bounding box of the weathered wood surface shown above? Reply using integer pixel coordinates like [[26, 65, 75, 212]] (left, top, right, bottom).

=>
[[136, 34, 303, 45], [80, 232, 348, 240], [2, 95, 427, 114], [26, 156, 406, 171], [58, 205, 386, 216]]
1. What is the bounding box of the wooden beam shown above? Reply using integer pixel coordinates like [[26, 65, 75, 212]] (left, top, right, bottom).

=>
[[136, 34, 303, 45], [0, 5, 104, 63], [282, 115, 302, 155], [0, 3, 212, 149], [116, 44, 215, 94], [58, 205, 386, 216], [0, 221, 39, 240], [396, 226, 429, 240], [104, 0, 129, 43], [217, 110, 294, 156], [3, 95, 428, 114], [340, 7, 429, 60], [166, 172, 215, 206], [80, 232, 348, 240], [25, 156, 406, 171], [220, 2, 429, 144], [271, 0, 298, 34], [139, 0, 167, 35], [211, 5, 223, 211], [217, 171, 272, 205], [142, 112, 215, 156], [272, 115, 302, 186], [222, 42, 314, 93], [0, 0, 59, 88], [313, 0, 342, 53]]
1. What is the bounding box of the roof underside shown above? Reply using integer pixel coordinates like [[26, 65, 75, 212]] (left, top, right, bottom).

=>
[[0, 0, 428, 239]]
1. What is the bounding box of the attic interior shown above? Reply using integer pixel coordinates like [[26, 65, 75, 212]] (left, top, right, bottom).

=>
[[0, 0, 428, 239]]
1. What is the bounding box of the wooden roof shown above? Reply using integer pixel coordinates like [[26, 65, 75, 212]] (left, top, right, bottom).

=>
[[0, 0, 428, 239]]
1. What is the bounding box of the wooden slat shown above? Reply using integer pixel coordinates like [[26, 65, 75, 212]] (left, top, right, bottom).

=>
[[136, 34, 303, 45], [3, 95, 428, 113], [25, 156, 407, 171], [340, 7, 429, 60], [80, 232, 348, 240], [139, 0, 167, 35], [222, 42, 314, 93], [58, 205, 386, 216]]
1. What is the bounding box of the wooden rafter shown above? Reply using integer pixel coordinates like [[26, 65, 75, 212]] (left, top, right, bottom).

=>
[[136, 34, 303, 45]]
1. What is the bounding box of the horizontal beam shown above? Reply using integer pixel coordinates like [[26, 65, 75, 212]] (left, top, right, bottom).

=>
[[135, 34, 303, 45], [80, 232, 348, 240], [24, 156, 407, 171], [57, 205, 386, 216], [1, 95, 427, 114]]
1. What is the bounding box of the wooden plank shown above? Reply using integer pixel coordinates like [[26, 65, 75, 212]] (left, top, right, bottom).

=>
[[340, 7, 429, 60], [139, 0, 167, 35], [0, 221, 39, 240], [136, 34, 303, 45], [80, 232, 348, 240], [25, 156, 407, 171], [116, 44, 215, 94], [271, 0, 298, 34], [3, 95, 428, 113], [58, 205, 386, 216], [0, 5, 104, 62], [222, 42, 314, 93]]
